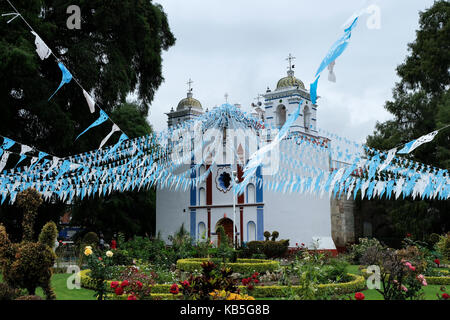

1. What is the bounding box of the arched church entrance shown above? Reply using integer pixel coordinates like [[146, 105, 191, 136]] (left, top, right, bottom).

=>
[[215, 217, 236, 246]]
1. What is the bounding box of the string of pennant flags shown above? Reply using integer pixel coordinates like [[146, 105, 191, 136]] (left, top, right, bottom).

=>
[[0, 103, 448, 206]]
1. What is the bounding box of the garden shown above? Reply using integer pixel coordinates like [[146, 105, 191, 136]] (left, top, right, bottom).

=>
[[0, 190, 449, 301]]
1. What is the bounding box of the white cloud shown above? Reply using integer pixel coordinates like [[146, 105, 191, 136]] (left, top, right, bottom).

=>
[[148, 0, 435, 148]]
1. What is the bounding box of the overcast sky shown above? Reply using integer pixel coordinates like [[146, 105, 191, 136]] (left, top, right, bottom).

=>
[[146, 0, 436, 143]]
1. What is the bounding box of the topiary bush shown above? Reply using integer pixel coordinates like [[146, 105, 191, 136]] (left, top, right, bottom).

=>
[[246, 240, 289, 258], [0, 190, 57, 300], [38, 221, 58, 249], [0, 283, 23, 301], [15, 188, 43, 242], [271, 231, 279, 241], [263, 231, 271, 242], [436, 233, 450, 261]]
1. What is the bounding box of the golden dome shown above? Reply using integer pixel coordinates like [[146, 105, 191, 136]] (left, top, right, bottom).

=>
[[276, 70, 305, 90], [177, 92, 202, 111]]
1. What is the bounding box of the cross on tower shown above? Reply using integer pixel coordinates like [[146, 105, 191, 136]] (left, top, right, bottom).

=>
[[224, 93, 229, 103], [254, 94, 263, 103], [286, 53, 296, 71], [186, 78, 193, 92]]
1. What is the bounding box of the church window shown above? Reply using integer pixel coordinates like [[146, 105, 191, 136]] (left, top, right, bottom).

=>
[[199, 187, 206, 206], [198, 222, 206, 241], [303, 105, 311, 130], [276, 104, 287, 128], [247, 221, 256, 242], [246, 184, 256, 203]]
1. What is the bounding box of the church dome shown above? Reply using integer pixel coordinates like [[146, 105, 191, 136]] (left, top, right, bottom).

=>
[[177, 91, 202, 111], [276, 70, 305, 90]]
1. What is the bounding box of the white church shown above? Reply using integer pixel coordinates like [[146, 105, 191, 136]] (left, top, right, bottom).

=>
[[156, 56, 344, 251]]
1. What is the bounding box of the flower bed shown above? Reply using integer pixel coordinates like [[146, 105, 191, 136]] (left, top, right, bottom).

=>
[[80, 268, 363, 298], [242, 273, 366, 298], [176, 258, 280, 274], [426, 269, 450, 285]]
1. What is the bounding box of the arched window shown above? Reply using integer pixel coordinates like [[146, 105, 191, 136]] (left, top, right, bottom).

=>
[[246, 184, 256, 203], [276, 105, 287, 128], [199, 187, 206, 206], [198, 222, 206, 241], [304, 105, 311, 131], [247, 221, 256, 242]]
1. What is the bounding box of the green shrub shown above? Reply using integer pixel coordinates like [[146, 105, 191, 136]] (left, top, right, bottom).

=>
[[176, 258, 280, 274], [111, 249, 133, 266], [82, 232, 99, 248], [428, 233, 441, 246], [350, 237, 384, 264], [271, 231, 279, 241], [0, 283, 22, 300], [15, 188, 43, 242], [38, 221, 58, 249], [263, 231, 271, 241], [436, 233, 450, 261], [246, 240, 289, 258]]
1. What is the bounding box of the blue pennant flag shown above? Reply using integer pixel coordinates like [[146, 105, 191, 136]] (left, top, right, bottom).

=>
[[0, 137, 15, 157], [315, 17, 359, 78], [310, 76, 320, 105], [49, 62, 73, 101], [76, 110, 109, 140]]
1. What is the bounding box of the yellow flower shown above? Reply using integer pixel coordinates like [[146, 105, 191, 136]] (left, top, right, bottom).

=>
[[106, 250, 113, 257], [84, 247, 93, 256]]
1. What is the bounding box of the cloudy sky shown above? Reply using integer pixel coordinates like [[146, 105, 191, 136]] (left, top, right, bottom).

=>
[[146, 0, 435, 143]]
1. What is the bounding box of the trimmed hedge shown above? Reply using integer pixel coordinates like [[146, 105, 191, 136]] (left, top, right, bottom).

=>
[[80, 269, 364, 298], [176, 258, 280, 274], [239, 273, 366, 298]]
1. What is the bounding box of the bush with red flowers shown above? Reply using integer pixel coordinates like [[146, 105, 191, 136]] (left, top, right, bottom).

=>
[[111, 266, 156, 300], [354, 292, 365, 300], [436, 286, 449, 300], [241, 272, 260, 294], [173, 261, 241, 300]]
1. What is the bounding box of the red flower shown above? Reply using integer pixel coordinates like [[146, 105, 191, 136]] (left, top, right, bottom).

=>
[[434, 259, 440, 266], [354, 292, 365, 300], [181, 280, 190, 288], [136, 281, 143, 289], [242, 278, 249, 286], [406, 233, 412, 238], [170, 283, 179, 294], [115, 287, 124, 296], [110, 281, 119, 289], [296, 243, 298, 247], [127, 295, 137, 300], [121, 280, 129, 288], [442, 293, 449, 300], [98, 257, 103, 261], [247, 284, 254, 291], [254, 279, 259, 284]]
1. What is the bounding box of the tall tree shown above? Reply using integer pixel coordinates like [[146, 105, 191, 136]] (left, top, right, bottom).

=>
[[0, 1, 175, 237], [363, 0, 450, 242]]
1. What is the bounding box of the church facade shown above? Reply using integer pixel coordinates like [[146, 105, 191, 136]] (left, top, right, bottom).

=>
[[156, 61, 353, 251]]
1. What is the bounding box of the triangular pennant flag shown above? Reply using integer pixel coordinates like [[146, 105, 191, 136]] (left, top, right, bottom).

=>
[[310, 76, 320, 105], [83, 89, 96, 113], [99, 124, 120, 149], [397, 130, 439, 154], [48, 62, 73, 101], [76, 110, 109, 140], [31, 31, 52, 60]]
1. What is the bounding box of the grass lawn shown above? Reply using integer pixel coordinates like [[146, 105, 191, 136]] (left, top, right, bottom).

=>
[[0, 272, 96, 300]]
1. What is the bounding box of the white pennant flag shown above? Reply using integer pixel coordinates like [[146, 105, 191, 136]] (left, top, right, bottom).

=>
[[378, 148, 397, 172], [397, 130, 439, 154], [0, 151, 11, 172], [327, 60, 336, 82], [99, 124, 120, 149], [83, 89, 96, 113], [31, 31, 52, 60]]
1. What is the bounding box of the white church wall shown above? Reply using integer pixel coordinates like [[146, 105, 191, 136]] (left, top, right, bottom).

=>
[[263, 190, 334, 249]]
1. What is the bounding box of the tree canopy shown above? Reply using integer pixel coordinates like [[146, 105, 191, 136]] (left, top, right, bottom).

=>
[[362, 0, 450, 242], [0, 1, 175, 239]]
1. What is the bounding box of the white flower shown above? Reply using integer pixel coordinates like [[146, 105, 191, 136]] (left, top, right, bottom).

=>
[[106, 250, 114, 257]]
